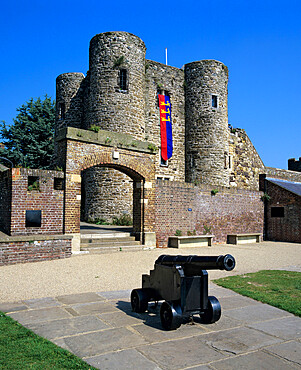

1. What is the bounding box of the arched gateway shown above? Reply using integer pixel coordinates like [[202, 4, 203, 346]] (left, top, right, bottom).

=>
[[56, 127, 157, 251]]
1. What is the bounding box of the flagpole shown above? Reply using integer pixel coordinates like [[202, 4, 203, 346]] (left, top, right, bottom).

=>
[[165, 48, 168, 65]]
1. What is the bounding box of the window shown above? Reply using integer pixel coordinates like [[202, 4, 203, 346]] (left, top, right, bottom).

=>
[[54, 178, 64, 190], [212, 95, 218, 108], [26, 210, 42, 227], [160, 157, 168, 167], [28, 176, 39, 191], [229, 155, 233, 170], [119, 69, 127, 91], [271, 207, 284, 218], [59, 102, 65, 120]]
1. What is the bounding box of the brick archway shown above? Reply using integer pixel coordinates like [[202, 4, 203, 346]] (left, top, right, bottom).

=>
[[63, 139, 156, 247]]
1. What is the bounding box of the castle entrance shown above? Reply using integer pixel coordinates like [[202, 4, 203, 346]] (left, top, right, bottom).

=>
[[58, 127, 157, 250]]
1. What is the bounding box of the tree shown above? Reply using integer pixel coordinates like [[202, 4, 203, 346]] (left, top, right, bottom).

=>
[[0, 96, 55, 169]]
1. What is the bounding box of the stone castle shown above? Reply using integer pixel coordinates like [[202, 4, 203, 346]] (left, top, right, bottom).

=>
[[55, 31, 264, 223], [0, 31, 300, 265]]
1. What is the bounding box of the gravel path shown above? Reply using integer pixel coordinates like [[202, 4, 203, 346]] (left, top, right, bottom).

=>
[[1, 241, 300, 302]]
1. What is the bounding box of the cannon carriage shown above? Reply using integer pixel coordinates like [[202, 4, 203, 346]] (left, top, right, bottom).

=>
[[131, 254, 236, 330]]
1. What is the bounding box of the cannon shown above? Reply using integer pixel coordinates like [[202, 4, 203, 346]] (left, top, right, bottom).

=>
[[131, 254, 236, 330]]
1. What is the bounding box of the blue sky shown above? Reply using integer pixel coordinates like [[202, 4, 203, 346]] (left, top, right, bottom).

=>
[[0, 0, 300, 169]]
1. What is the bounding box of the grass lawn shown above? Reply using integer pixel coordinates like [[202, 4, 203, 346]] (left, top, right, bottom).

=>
[[0, 312, 97, 369], [213, 270, 301, 317]]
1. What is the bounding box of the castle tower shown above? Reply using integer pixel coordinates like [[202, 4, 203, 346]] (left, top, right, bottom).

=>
[[184, 60, 230, 187], [54, 72, 85, 165], [83, 31, 146, 140], [55, 72, 85, 131]]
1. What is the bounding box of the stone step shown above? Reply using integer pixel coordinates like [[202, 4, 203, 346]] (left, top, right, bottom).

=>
[[81, 232, 132, 239], [81, 245, 145, 254], [81, 240, 141, 249], [81, 236, 136, 244]]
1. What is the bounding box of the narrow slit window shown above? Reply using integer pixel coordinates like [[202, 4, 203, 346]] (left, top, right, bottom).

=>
[[120, 69, 127, 91], [212, 95, 218, 108], [59, 102, 65, 120]]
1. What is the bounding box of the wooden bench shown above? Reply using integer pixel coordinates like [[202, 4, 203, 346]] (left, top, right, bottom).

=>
[[168, 235, 214, 248], [227, 233, 262, 245]]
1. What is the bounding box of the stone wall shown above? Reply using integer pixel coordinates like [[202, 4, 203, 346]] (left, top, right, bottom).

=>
[[0, 168, 11, 234], [185, 60, 229, 187], [265, 167, 301, 183], [265, 180, 301, 243], [10, 168, 64, 236], [145, 60, 185, 181], [229, 128, 265, 190], [0, 235, 72, 266], [83, 31, 146, 138], [288, 157, 301, 172], [155, 181, 264, 247], [81, 166, 133, 223]]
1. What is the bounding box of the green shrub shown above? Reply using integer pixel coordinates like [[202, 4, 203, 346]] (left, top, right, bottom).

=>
[[175, 229, 182, 236], [112, 214, 133, 226]]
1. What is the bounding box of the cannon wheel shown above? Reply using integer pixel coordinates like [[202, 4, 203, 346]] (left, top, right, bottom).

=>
[[160, 301, 182, 330], [131, 289, 149, 313], [200, 296, 221, 324]]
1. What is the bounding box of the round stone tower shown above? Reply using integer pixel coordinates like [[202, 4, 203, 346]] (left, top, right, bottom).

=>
[[184, 60, 230, 187], [83, 31, 146, 139], [54, 72, 85, 165], [55, 72, 85, 130]]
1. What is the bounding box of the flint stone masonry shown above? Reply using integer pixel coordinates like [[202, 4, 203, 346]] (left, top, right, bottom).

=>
[[229, 128, 265, 190], [185, 60, 229, 187]]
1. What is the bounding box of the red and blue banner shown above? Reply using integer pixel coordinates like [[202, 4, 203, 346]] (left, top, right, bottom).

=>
[[158, 94, 173, 161]]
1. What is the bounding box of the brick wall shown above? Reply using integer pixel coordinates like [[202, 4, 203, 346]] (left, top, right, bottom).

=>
[[0, 237, 72, 266], [265, 181, 301, 243], [0, 169, 11, 234], [10, 168, 64, 236], [155, 181, 264, 246]]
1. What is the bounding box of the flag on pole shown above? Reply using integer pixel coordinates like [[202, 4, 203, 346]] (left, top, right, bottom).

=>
[[158, 94, 173, 161]]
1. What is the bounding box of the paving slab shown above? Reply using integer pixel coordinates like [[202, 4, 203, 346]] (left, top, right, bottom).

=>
[[53, 327, 148, 358], [98, 310, 143, 327], [223, 303, 293, 323], [3, 285, 301, 370], [22, 297, 62, 309], [137, 335, 228, 369], [9, 306, 72, 325], [218, 294, 261, 310], [201, 326, 282, 355], [26, 315, 110, 340], [85, 349, 161, 370], [249, 316, 301, 340], [207, 350, 299, 369], [265, 340, 301, 365], [70, 301, 118, 315], [0, 301, 28, 313], [130, 321, 208, 344], [97, 289, 132, 300], [56, 292, 105, 305]]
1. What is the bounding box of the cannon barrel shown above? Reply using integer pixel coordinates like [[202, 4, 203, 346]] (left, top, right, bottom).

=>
[[155, 254, 236, 271]]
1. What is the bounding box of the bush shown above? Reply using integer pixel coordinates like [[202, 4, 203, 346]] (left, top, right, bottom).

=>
[[112, 214, 133, 226]]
